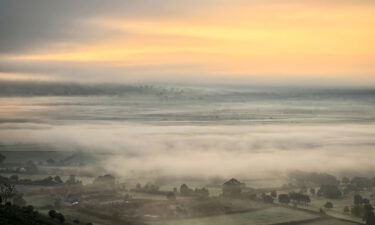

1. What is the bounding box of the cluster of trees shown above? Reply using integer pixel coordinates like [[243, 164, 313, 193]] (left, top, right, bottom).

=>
[[65, 175, 82, 186], [1, 202, 63, 225], [1, 180, 92, 225], [0, 181, 26, 206], [261, 193, 275, 203], [48, 210, 93, 225], [0, 153, 53, 174], [0, 153, 5, 164], [338, 194, 375, 224], [0, 201, 93, 225], [342, 176, 375, 193], [289, 171, 339, 186], [0, 159, 39, 173], [180, 184, 209, 198], [133, 182, 164, 194], [317, 185, 342, 199], [278, 192, 311, 205], [93, 174, 116, 189], [350, 194, 374, 221], [1, 174, 64, 186], [0, 174, 82, 186], [324, 201, 333, 209]]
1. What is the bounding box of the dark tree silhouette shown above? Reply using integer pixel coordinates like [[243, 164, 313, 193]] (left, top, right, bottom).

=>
[[324, 201, 333, 209], [0, 182, 15, 202], [278, 194, 290, 204], [317, 185, 342, 199], [354, 194, 364, 205], [342, 176, 350, 184], [49, 209, 57, 219], [13, 193, 26, 206], [166, 191, 176, 200], [0, 153, 5, 164], [56, 213, 65, 223], [363, 204, 375, 225]]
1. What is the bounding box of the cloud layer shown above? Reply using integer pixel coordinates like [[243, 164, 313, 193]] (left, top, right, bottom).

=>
[[1, 0, 374, 84]]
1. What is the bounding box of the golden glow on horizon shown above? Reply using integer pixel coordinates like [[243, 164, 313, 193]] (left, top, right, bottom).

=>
[[2, 1, 375, 78]]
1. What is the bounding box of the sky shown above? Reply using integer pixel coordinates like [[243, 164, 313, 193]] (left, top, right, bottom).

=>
[[0, 0, 374, 85]]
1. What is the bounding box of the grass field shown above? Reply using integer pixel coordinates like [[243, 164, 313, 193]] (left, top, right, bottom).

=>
[[302, 218, 359, 225], [24, 194, 55, 208], [149, 207, 318, 225]]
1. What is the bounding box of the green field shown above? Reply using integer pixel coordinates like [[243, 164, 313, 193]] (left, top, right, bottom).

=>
[[150, 207, 318, 225]]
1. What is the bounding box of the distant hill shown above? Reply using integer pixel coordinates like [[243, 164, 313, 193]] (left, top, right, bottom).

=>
[[0, 80, 166, 96]]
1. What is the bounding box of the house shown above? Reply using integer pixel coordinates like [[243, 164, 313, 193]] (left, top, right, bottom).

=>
[[222, 178, 242, 197]]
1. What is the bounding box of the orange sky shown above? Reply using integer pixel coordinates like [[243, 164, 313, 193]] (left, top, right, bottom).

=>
[[1, 0, 374, 84]]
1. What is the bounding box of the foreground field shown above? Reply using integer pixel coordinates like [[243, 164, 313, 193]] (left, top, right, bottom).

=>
[[302, 218, 360, 225], [149, 207, 318, 225]]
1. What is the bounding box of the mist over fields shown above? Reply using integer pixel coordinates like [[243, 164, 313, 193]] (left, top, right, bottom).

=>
[[1, 80, 375, 180]]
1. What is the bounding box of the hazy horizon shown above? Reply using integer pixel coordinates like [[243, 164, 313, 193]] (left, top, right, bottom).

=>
[[1, 82, 374, 180]]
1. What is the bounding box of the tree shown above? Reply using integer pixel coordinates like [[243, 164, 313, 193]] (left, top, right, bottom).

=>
[[9, 175, 18, 182], [93, 174, 116, 189], [23, 205, 34, 214], [278, 194, 290, 204], [262, 194, 274, 203], [0, 182, 15, 202], [56, 213, 65, 223], [351, 205, 364, 217], [54, 176, 63, 184], [66, 174, 81, 185], [46, 158, 55, 165], [324, 201, 333, 209], [194, 187, 209, 199], [13, 193, 26, 206], [317, 185, 342, 199], [48, 209, 57, 219], [166, 191, 176, 200], [351, 177, 372, 190], [354, 194, 364, 205], [363, 204, 375, 225], [342, 176, 350, 185], [180, 184, 193, 196], [25, 160, 38, 172], [288, 171, 339, 186], [289, 192, 310, 205], [0, 153, 5, 164]]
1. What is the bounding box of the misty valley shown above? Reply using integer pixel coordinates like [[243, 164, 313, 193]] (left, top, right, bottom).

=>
[[1, 0, 375, 224], [0, 83, 375, 225]]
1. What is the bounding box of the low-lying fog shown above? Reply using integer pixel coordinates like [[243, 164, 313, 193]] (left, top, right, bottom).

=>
[[0, 81, 374, 180]]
